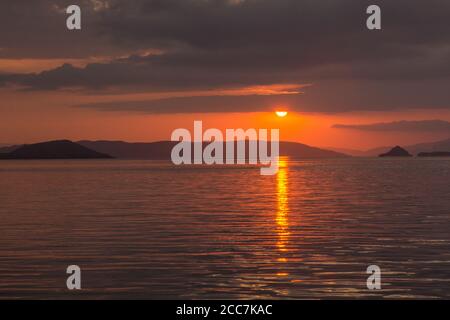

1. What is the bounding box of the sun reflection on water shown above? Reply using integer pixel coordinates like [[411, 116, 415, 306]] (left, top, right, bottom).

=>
[[276, 157, 290, 275]]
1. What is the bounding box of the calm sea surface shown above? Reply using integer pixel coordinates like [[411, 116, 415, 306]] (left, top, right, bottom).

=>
[[0, 158, 449, 299]]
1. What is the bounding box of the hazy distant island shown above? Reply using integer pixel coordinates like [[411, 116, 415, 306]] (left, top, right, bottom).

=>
[[379, 146, 413, 157], [331, 138, 450, 157], [417, 151, 450, 157], [0, 140, 113, 160]]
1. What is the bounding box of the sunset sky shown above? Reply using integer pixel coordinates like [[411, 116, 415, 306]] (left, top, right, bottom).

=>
[[1, 0, 450, 150]]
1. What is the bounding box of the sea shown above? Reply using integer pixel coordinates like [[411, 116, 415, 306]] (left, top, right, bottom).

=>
[[0, 158, 449, 299]]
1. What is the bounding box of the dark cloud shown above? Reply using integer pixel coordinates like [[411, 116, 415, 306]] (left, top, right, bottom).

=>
[[333, 120, 450, 132], [0, 0, 449, 113], [0, 1, 127, 59]]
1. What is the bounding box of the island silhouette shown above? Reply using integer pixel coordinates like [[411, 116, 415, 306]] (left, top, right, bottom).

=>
[[379, 146, 413, 157]]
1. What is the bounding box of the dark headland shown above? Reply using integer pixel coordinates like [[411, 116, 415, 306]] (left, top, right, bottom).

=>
[[0, 140, 113, 159], [379, 146, 412, 157]]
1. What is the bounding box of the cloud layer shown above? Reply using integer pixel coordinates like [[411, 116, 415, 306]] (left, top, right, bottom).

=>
[[0, 0, 449, 113]]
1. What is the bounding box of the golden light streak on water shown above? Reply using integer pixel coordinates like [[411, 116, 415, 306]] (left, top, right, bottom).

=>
[[276, 157, 290, 276]]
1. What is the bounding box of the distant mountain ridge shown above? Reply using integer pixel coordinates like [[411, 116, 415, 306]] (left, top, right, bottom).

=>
[[78, 140, 349, 159], [0, 140, 113, 159]]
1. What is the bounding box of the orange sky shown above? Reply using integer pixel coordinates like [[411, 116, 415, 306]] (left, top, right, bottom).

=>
[[1, 74, 449, 150], [2, 85, 449, 150]]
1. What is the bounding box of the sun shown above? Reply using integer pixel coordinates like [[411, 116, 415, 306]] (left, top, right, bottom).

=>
[[276, 111, 288, 118]]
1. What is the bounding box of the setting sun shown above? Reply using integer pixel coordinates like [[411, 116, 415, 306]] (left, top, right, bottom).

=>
[[276, 111, 288, 118]]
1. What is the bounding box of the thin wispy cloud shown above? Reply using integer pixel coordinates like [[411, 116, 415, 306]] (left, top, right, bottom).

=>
[[333, 120, 450, 132]]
